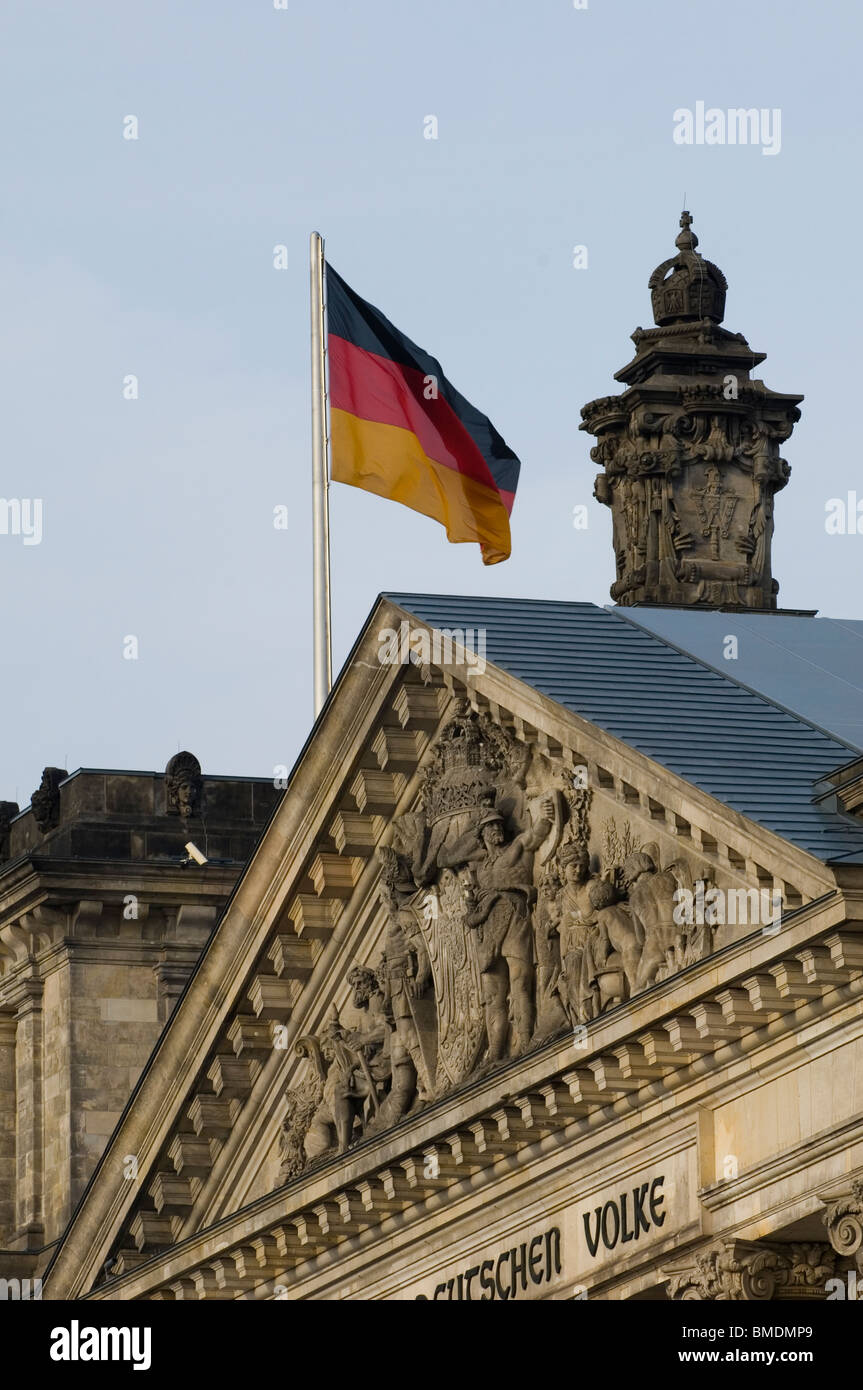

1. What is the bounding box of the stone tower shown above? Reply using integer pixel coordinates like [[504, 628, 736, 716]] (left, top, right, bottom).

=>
[[580, 211, 803, 609], [0, 755, 279, 1262]]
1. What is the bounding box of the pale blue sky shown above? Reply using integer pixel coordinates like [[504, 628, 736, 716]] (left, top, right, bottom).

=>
[[1, 0, 861, 804]]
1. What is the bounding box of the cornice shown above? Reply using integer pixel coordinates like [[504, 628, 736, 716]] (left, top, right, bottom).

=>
[[82, 906, 862, 1301]]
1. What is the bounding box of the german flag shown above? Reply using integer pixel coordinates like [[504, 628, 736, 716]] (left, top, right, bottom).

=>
[[326, 263, 520, 564]]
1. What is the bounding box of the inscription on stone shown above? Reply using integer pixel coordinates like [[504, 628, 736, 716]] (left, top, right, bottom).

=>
[[583, 1175, 666, 1257], [414, 1226, 562, 1301]]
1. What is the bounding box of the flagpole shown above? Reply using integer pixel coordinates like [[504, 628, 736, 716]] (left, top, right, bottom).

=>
[[310, 230, 332, 717]]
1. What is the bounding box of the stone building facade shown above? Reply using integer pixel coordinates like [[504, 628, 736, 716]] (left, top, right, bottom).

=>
[[37, 587, 863, 1301], [10, 215, 863, 1303], [0, 755, 278, 1287]]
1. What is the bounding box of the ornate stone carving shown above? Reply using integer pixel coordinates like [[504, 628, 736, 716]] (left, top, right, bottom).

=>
[[0, 801, 19, 860], [419, 866, 486, 1086], [377, 848, 436, 1100], [447, 799, 554, 1062], [649, 211, 727, 326], [822, 1179, 863, 1294], [581, 210, 802, 609], [823, 1179, 863, 1251], [296, 1009, 377, 1157], [533, 864, 568, 1041], [287, 705, 726, 1159], [625, 851, 688, 989], [666, 1240, 788, 1301], [372, 867, 433, 1106], [602, 817, 641, 891], [554, 840, 603, 1024], [666, 1240, 841, 1301], [547, 844, 716, 1025], [387, 703, 566, 1082], [778, 1244, 838, 1298], [165, 751, 202, 820], [278, 1077, 323, 1182], [584, 876, 642, 1015], [346, 960, 422, 1129], [30, 767, 67, 834]]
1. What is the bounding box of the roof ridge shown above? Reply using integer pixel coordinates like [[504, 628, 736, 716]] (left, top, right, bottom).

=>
[[381, 591, 599, 609]]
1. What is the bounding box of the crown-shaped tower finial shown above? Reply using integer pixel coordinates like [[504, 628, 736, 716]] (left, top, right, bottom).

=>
[[580, 212, 803, 610], [648, 210, 727, 326]]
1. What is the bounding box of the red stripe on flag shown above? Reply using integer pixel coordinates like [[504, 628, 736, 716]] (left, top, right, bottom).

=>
[[328, 335, 515, 512]]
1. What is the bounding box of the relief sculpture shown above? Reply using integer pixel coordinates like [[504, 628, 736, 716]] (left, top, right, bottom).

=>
[[282, 702, 722, 1168]]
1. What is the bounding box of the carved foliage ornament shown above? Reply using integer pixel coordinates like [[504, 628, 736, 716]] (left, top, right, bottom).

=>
[[666, 1240, 840, 1302], [822, 1180, 863, 1260]]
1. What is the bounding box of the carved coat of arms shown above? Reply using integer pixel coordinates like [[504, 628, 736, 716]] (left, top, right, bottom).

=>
[[415, 871, 485, 1089]]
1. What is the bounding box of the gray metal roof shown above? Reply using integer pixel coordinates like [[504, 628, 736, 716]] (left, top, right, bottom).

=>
[[383, 594, 863, 866], [618, 607, 863, 753]]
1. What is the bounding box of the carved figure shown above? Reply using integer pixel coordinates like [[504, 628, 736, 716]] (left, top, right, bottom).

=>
[[532, 865, 567, 1041], [345, 964, 397, 1121], [554, 842, 602, 1024], [622, 851, 684, 990], [583, 877, 643, 1012], [297, 1010, 375, 1157], [377, 907, 435, 1105], [278, 1077, 323, 1182], [31, 767, 67, 834], [442, 800, 552, 1061], [165, 751, 202, 820]]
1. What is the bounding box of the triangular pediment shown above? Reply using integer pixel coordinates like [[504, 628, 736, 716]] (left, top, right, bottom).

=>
[[42, 596, 847, 1300]]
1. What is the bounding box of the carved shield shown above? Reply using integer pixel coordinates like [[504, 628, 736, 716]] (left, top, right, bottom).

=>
[[415, 869, 486, 1090]]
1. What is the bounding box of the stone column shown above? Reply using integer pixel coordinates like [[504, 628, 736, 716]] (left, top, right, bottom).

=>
[[0, 1013, 16, 1241], [13, 977, 44, 1245], [822, 1180, 863, 1300], [0, 906, 65, 1248]]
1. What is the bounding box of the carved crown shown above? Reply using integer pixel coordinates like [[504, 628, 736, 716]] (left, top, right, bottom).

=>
[[421, 702, 498, 826], [649, 211, 727, 326]]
